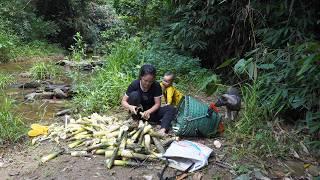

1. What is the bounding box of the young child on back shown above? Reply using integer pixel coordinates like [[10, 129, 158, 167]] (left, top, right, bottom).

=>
[[160, 72, 183, 107]]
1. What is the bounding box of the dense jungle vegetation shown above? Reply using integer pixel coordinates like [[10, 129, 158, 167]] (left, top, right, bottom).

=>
[[0, 0, 319, 171]]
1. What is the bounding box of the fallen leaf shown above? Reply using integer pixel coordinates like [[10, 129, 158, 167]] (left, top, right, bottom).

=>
[[192, 172, 203, 180], [176, 173, 188, 180], [299, 142, 310, 155], [290, 148, 300, 158], [304, 163, 311, 169]]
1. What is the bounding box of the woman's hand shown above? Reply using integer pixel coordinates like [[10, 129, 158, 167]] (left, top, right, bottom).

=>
[[141, 110, 151, 120], [128, 105, 137, 114]]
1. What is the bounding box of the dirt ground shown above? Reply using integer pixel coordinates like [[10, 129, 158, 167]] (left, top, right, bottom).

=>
[[2, 129, 319, 180], [0, 136, 233, 180]]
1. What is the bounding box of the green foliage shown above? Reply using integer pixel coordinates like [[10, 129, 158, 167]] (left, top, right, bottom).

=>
[[69, 32, 87, 61], [0, 30, 18, 63], [159, 0, 319, 68], [36, 0, 120, 49], [29, 62, 61, 80], [111, 0, 169, 33], [12, 40, 63, 59], [0, 73, 14, 89], [99, 22, 129, 53], [72, 38, 141, 114], [0, 95, 26, 143], [234, 42, 320, 139], [0, 22, 62, 63], [0, 0, 59, 41], [232, 42, 320, 152], [226, 83, 296, 161], [234, 84, 263, 135]]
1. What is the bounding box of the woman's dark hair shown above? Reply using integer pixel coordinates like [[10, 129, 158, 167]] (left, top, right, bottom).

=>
[[139, 64, 156, 79]]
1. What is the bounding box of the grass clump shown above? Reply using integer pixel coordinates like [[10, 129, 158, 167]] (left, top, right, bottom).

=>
[[0, 73, 14, 89], [226, 83, 298, 164], [29, 62, 61, 80], [0, 95, 26, 143], [0, 72, 25, 143], [12, 40, 63, 59], [72, 38, 141, 114]]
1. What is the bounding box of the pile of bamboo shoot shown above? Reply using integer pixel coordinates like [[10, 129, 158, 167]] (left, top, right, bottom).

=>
[[34, 113, 178, 168]]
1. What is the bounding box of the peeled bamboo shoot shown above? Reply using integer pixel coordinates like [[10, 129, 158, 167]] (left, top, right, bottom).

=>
[[41, 150, 64, 163]]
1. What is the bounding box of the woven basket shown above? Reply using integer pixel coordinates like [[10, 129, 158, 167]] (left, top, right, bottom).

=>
[[173, 96, 221, 137]]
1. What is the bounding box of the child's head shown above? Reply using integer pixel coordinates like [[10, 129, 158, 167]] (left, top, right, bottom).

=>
[[162, 71, 175, 88]]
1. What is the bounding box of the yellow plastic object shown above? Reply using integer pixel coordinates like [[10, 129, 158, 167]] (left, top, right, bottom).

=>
[[31, 124, 49, 131], [28, 124, 49, 137], [28, 129, 42, 137]]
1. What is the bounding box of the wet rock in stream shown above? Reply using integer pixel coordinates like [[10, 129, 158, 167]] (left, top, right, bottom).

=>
[[55, 109, 72, 116], [18, 81, 51, 89], [44, 84, 70, 92], [18, 72, 32, 78], [56, 60, 105, 71], [25, 92, 54, 101], [53, 88, 68, 98]]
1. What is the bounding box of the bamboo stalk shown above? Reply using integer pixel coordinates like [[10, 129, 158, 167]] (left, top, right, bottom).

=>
[[162, 137, 179, 147], [85, 142, 114, 152], [128, 129, 137, 137], [68, 140, 85, 148], [148, 129, 164, 139], [70, 151, 90, 157], [120, 149, 156, 160], [138, 124, 152, 145], [106, 128, 127, 169], [41, 150, 64, 163], [152, 137, 165, 154], [107, 159, 139, 166], [144, 134, 151, 153], [119, 131, 128, 151]]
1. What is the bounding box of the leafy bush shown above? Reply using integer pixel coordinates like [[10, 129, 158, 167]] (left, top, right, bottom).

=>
[[0, 95, 26, 143], [226, 83, 295, 160], [0, 0, 59, 41], [99, 23, 129, 54], [234, 42, 320, 147], [158, 0, 319, 68], [72, 38, 141, 114], [69, 32, 87, 62], [0, 25, 62, 63], [0, 27, 19, 63], [111, 0, 168, 33], [29, 62, 61, 80]]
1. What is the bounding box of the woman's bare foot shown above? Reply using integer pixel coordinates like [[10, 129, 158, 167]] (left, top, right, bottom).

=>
[[159, 128, 167, 136]]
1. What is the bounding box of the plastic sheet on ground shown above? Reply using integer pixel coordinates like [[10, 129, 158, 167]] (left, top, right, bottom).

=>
[[163, 140, 213, 172]]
